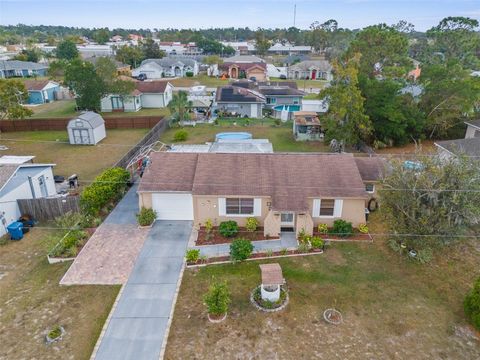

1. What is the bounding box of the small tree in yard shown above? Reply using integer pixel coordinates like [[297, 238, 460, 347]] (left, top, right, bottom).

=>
[[230, 238, 254, 261], [464, 277, 480, 330], [380, 154, 480, 260], [0, 79, 33, 121], [203, 280, 231, 317]]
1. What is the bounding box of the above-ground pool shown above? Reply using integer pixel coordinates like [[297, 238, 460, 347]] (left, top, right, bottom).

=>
[[273, 105, 301, 112], [215, 132, 253, 141]]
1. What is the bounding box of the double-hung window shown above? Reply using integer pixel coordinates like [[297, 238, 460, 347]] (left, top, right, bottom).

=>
[[365, 184, 375, 193], [313, 199, 343, 218], [226, 198, 254, 215], [319, 199, 335, 216]]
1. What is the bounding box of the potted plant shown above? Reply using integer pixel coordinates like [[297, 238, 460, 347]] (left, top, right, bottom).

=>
[[136, 207, 157, 227], [203, 280, 231, 322]]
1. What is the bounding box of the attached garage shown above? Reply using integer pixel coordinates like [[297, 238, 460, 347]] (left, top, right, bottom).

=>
[[152, 193, 194, 220]]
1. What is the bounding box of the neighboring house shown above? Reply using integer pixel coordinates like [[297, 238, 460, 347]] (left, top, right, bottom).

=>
[[67, 112, 106, 145], [354, 157, 385, 201], [435, 120, 480, 161], [132, 57, 199, 79], [256, 82, 305, 109], [223, 55, 265, 63], [268, 43, 312, 55], [0, 60, 48, 78], [101, 81, 174, 112], [215, 85, 266, 118], [220, 62, 267, 81], [24, 80, 60, 104], [292, 111, 323, 141], [0, 161, 56, 237], [287, 60, 332, 81], [84, 56, 131, 75], [220, 42, 256, 55], [266, 64, 287, 78], [138, 152, 376, 238], [464, 119, 480, 139]]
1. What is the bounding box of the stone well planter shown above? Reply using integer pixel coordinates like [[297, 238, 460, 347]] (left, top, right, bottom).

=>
[[250, 286, 289, 313], [45, 326, 65, 344], [207, 312, 227, 323], [323, 308, 343, 325]]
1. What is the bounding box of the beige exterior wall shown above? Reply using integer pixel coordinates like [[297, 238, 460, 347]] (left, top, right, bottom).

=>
[[264, 210, 281, 237], [247, 68, 267, 81], [296, 213, 314, 238], [139, 192, 153, 209], [308, 198, 366, 227], [193, 195, 271, 229]]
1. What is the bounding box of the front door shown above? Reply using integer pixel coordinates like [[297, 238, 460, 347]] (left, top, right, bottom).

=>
[[311, 69, 317, 80], [111, 96, 124, 111], [38, 175, 48, 197], [280, 212, 295, 231]]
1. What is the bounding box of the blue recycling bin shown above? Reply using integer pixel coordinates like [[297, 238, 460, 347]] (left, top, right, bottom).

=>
[[7, 221, 24, 240]]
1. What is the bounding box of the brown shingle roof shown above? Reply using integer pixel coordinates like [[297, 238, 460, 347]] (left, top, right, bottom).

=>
[[0, 164, 19, 190], [24, 79, 51, 91], [260, 263, 284, 285], [135, 81, 170, 94], [354, 157, 385, 181], [139, 153, 368, 211]]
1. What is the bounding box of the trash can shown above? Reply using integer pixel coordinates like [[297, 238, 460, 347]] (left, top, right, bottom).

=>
[[7, 221, 24, 240]]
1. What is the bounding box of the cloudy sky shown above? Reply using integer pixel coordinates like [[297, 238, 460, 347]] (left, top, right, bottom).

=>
[[0, 0, 479, 31]]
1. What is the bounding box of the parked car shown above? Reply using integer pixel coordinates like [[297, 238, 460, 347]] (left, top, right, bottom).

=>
[[135, 73, 147, 81], [279, 74, 287, 80], [249, 76, 257, 82]]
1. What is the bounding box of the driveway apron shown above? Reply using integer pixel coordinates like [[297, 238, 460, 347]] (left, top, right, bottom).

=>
[[94, 220, 193, 360]]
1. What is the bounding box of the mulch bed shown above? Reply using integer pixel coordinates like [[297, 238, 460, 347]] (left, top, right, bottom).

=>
[[196, 226, 280, 245], [313, 231, 372, 242]]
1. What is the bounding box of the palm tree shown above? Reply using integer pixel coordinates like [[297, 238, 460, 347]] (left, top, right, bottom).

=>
[[168, 90, 192, 125]]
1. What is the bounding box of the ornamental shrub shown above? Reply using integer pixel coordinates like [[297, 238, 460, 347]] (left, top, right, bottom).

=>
[[185, 249, 200, 263], [173, 129, 188, 141], [331, 219, 353, 237], [80, 167, 130, 216], [230, 238, 254, 261], [245, 217, 258, 232], [464, 277, 480, 330], [203, 280, 231, 316], [311, 236, 324, 249], [219, 220, 238, 237], [317, 223, 328, 234], [358, 223, 369, 234], [136, 207, 157, 226], [185, 71, 194, 77]]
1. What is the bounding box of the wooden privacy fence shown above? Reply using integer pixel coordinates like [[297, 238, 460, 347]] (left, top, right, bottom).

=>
[[0, 116, 163, 132], [17, 196, 80, 221], [114, 117, 169, 169]]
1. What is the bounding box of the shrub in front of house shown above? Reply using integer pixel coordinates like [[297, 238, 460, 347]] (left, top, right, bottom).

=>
[[185, 71, 194, 77], [185, 249, 200, 263], [173, 129, 188, 142], [358, 223, 369, 234], [50, 229, 88, 258], [464, 277, 480, 330], [317, 223, 328, 234], [136, 207, 157, 226], [230, 238, 254, 261], [331, 219, 353, 237], [245, 217, 258, 232], [311, 236, 324, 250], [219, 220, 238, 237], [203, 280, 231, 317], [80, 167, 130, 216]]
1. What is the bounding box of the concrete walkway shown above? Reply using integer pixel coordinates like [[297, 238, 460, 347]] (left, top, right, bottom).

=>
[[191, 232, 298, 258], [93, 220, 193, 360], [61, 184, 149, 285]]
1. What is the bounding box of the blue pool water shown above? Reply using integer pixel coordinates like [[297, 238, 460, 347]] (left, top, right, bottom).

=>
[[215, 132, 253, 141], [273, 105, 301, 112]]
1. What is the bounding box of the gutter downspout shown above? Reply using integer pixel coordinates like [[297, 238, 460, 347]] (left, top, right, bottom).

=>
[[28, 176, 36, 199]]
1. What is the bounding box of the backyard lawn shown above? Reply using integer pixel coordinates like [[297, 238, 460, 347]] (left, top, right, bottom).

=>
[[28, 100, 170, 119], [1, 129, 149, 179], [169, 74, 230, 88], [165, 214, 480, 359], [0, 228, 119, 360], [160, 118, 331, 152]]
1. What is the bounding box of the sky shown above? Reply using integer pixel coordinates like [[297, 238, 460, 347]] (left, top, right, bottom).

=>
[[0, 0, 479, 32]]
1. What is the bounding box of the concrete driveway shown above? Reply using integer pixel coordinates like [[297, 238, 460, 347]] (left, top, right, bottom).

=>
[[93, 220, 193, 360]]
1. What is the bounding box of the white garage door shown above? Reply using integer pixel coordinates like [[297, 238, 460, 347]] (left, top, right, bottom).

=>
[[152, 193, 194, 220]]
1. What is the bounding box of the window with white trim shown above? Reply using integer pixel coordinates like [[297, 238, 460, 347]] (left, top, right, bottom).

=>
[[319, 199, 335, 216], [365, 183, 375, 193], [226, 198, 254, 215]]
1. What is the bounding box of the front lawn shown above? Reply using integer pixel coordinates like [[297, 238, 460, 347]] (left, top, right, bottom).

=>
[[0, 228, 119, 360], [1, 129, 149, 179], [160, 119, 331, 152], [165, 214, 480, 359]]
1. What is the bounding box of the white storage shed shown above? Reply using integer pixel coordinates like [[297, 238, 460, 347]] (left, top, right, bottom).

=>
[[67, 112, 106, 145]]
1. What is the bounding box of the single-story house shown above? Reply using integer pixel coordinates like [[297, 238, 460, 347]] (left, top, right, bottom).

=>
[[256, 82, 305, 109], [287, 60, 332, 81], [464, 119, 480, 139], [138, 152, 380, 238], [268, 43, 313, 55], [292, 111, 323, 141], [0, 60, 48, 78], [101, 81, 173, 112], [85, 56, 131, 75], [24, 80, 60, 104], [223, 55, 265, 63], [215, 85, 266, 118], [132, 57, 199, 79], [67, 112, 106, 145], [354, 157, 385, 200], [0, 161, 56, 237], [220, 62, 267, 81]]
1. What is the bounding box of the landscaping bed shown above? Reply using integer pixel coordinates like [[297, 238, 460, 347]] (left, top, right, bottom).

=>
[[196, 226, 279, 245], [312, 231, 372, 242]]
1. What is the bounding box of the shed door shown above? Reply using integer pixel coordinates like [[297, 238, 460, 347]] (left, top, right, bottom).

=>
[[73, 129, 90, 144], [152, 193, 194, 220]]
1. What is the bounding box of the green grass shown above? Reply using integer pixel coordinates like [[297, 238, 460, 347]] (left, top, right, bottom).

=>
[[161, 118, 330, 152], [166, 214, 480, 358], [169, 74, 230, 88]]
